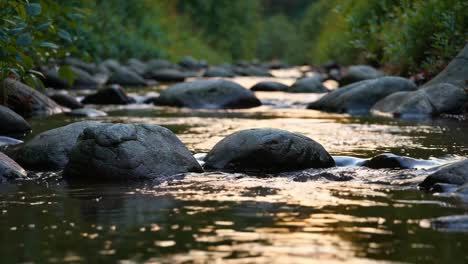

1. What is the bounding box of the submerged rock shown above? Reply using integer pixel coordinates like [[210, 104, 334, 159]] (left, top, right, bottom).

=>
[[307, 77, 417, 114], [204, 128, 335, 173], [419, 159, 468, 190], [49, 93, 83, 110], [66, 108, 107, 117], [290, 76, 329, 93], [0, 78, 64, 117], [107, 67, 148, 86], [251, 81, 289, 92], [0, 105, 31, 135], [7, 121, 102, 170], [0, 152, 27, 181], [63, 123, 202, 180], [339, 65, 384, 86], [362, 153, 433, 169], [81, 86, 135, 105], [154, 79, 261, 109]]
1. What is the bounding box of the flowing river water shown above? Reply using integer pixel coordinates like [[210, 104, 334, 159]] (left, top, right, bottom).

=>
[[1, 70, 468, 263]]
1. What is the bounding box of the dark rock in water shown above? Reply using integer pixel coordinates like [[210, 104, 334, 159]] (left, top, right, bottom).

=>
[[145, 59, 176, 73], [43, 66, 101, 89], [0, 78, 64, 117], [429, 183, 459, 193], [291, 171, 354, 182], [333, 156, 365, 167], [203, 66, 235, 78], [63, 57, 97, 74], [107, 67, 148, 86], [419, 159, 468, 190], [99, 59, 121, 73], [362, 153, 426, 169], [290, 76, 329, 93], [179, 56, 203, 70], [49, 93, 83, 110], [82, 86, 135, 105], [339, 65, 384, 86], [234, 66, 272, 77], [204, 128, 335, 173], [6, 121, 102, 170], [146, 69, 187, 82], [251, 81, 288, 92], [426, 215, 468, 232], [0, 136, 23, 147], [126, 58, 147, 75], [63, 123, 203, 180], [66, 108, 107, 117], [0, 152, 27, 181], [0, 105, 31, 135], [154, 80, 261, 109], [307, 77, 417, 114]]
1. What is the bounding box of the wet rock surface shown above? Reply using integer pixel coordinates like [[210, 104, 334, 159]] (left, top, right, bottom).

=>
[[308, 77, 417, 114], [49, 93, 83, 110], [204, 128, 335, 172], [339, 65, 384, 86], [154, 79, 261, 109], [63, 123, 203, 180], [7, 121, 102, 171], [107, 67, 148, 86], [0, 152, 27, 182], [290, 76, 329, 93], [419, 159, 468, 189], [146, 69, 187, 82], [0, 105, 31, 135], [250, 81, 289, 92], [82, 86, 135, 105]]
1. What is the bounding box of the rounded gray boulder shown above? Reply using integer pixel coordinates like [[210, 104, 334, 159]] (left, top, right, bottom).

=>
[[0, 105, 31, 135], [0, 152, 27, 182], [63, 123, 203, 180], [290, 76, 329, 93], [154, 79, 261, 109], [204, 128, 335, 173], [419, 159, 468, 190]]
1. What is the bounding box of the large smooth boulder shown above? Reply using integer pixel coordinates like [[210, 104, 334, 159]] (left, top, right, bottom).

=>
[[0, 78, 64, 117], [154, 80, 261, 109], [307, 77, 417, 114], [49, 93, 83, 110], [107, 67, 148, 86], [339, 65, 384, 86], [372, 44, 468, 117], [290, 76, 329, 93], [0, 105, 31, 135], [0, 152, 27, 182], [419, 159, 468, 190], [146, 69, 187, 82], [251, 81, 289, 92], [204, 128, 335, 172], [81, 86, 135, 105], [6, 121, 102, 170], [63, 123, 203, 180], [203, 66, 235, 78]]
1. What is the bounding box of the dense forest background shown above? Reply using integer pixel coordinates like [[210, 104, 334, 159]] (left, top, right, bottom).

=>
[[1, 0, 467, 78]]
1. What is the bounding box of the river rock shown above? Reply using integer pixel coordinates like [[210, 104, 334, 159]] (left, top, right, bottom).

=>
[[43, 66, 101, 89], [251, 81, 289, 92], [66, 108, 107, 117], [0, 78, 64, 117], [0, 105, 31, 135], [99, 59, 121, 73], [339, 65, 384, 86], [146, 69, 187, 82], [203, 66, 235, 78], [7, 121, 102, 170], [204, 128, 335, 172], [81, 86, 135, 105], [107, 67, 148, 86], [234, 66, 272, 77], [153, 80, 261, 109], [307, 77, 417, 114], [179, 56, 203, 70], [49, 93, 83, 109], [145, 59, 176, 73], [63, 123, 203, 180], [419, 159, 468, 190], [0, 152, 27, 181], [372, 44, 468, 117], [290, 76, 329, 93], [0, 136, 23, 148], [63, 57, 97, 74], [126, 58, 147, 75], [362, 153, 424, 169]]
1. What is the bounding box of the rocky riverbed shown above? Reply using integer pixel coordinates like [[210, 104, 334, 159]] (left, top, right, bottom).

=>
[[0, 51, 468, 263]]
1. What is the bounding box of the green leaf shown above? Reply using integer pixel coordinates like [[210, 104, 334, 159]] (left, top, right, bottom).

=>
[[58, 29, 72, 42], [26, 3, 42, 16], [16, 33, 32, 46], [39, 42, 59, 49], [58, 66, 77, 86], [36, 22, 52, 31]]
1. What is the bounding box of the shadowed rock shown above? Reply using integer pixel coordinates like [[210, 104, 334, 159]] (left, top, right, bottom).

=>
[[307, 77, 417, 114], [419, 159, 468, 190], [6, 121, 102, 171], [0, 152, 27, 182], [146, 69, 187, 82], [251, 81, 289, 92], [204, 128, 335, 173], [290, 76, 329, 93], [107, 67, 148, 86], [362, 153, 437, 169], [82, 86, 135, 105], [63, 123, 203, 180], [203, 66, 235, 78], [339, 65, 384, 86], [154, 79, 261, 109], [43, 66, 101, 89], [49, 93, 83, 110], [0, 105, 31, 135]]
